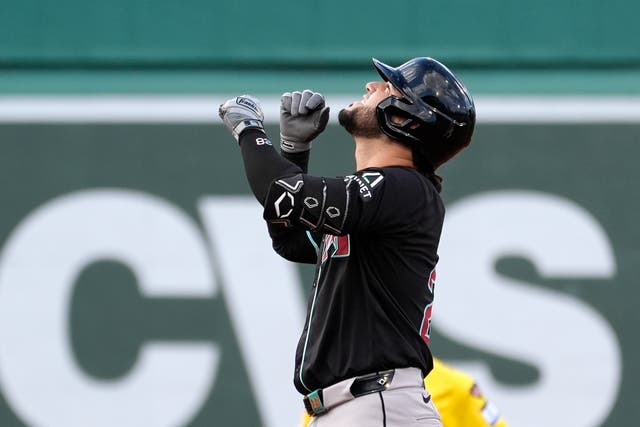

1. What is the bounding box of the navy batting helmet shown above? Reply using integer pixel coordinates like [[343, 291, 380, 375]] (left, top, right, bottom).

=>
[[373, 57, 475, 170]]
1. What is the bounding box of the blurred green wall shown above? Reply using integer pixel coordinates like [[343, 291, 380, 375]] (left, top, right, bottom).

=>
[[1, 0, 639, 94], [1, 0, 637, 66]]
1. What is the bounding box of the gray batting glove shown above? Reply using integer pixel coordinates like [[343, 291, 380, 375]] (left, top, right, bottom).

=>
[[280, 90, 330, 153], [218, 95, 265, 143]]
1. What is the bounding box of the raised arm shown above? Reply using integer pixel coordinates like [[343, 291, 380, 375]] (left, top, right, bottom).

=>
[[218, 93, 330, 263]]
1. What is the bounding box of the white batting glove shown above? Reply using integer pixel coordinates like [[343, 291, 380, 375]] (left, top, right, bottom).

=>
[[218, 95, 265, 142], [280, 90, 330, 153]]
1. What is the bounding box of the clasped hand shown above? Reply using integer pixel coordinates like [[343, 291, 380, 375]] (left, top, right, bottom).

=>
[[280, 90, 330, 153], [218, 91, 329, 151]]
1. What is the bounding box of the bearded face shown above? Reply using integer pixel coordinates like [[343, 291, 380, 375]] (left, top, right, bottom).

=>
[[338, 104, 384, 139]]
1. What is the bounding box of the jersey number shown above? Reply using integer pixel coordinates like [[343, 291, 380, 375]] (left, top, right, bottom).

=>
[[419, 268, 436, 345]]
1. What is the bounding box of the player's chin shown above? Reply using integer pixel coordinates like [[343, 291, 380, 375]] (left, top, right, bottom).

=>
[[338, 107, 356, 133], [344, 101, 362, 110]]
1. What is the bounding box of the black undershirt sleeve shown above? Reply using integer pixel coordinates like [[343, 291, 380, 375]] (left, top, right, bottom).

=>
[[281, 149, 310, 173], [238, 129, 301, 205]]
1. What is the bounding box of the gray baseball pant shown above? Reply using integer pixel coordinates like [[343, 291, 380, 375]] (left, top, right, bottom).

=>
[[306, 367, 442, 427]]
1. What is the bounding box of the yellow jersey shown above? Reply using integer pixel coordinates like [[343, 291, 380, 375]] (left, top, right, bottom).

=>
[[427, 358, 508, 427], [300, 358, 508, 427]]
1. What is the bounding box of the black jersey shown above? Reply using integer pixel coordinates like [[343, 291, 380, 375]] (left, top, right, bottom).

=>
[[237, 130, 445, 395], [289, 167, 443, 393]]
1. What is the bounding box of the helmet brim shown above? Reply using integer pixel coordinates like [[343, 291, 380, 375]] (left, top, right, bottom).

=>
[[372, 58, 409, 97]]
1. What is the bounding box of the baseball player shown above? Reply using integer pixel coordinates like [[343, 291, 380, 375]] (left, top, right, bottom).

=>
[[425, 358, 509, 427], [299, 357, 509, 427], [219, 57, 475, 426]]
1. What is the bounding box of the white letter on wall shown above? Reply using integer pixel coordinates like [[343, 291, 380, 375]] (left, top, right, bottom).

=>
[[0, 189, 219, 427], [199, 196, 306, 427], [435, 191, 621, 427]]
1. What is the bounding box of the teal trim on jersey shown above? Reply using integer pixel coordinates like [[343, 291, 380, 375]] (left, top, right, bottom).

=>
[[306, 230, 320, 255], [299, 277, 321, 393]]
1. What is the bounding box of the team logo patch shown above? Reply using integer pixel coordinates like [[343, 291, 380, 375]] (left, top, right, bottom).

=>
[[345, 171, 385, 202], [321, 234, 350, 262]]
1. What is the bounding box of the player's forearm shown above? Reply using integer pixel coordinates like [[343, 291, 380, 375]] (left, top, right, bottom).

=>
[[281, 149, 310, 173], [239, 129, 302, 205]]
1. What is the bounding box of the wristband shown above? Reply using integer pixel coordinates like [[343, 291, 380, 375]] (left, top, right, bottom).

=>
[[233, 119, 264, 142], [280, 137, 312, 153]]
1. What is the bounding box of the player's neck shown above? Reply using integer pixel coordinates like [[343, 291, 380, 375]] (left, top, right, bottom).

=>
[[354, 136, 415, 171]]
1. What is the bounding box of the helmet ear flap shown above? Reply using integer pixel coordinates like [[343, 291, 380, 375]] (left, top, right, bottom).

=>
[[376, 96, 434, 145], [376, 98, 417, 145]]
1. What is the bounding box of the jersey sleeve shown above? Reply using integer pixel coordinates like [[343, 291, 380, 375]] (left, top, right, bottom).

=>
[[262, 167, 428, 236], [236, 129, 428, 259]]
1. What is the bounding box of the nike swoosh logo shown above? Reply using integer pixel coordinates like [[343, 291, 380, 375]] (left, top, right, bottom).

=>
[[422, 394, 431, 404]]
